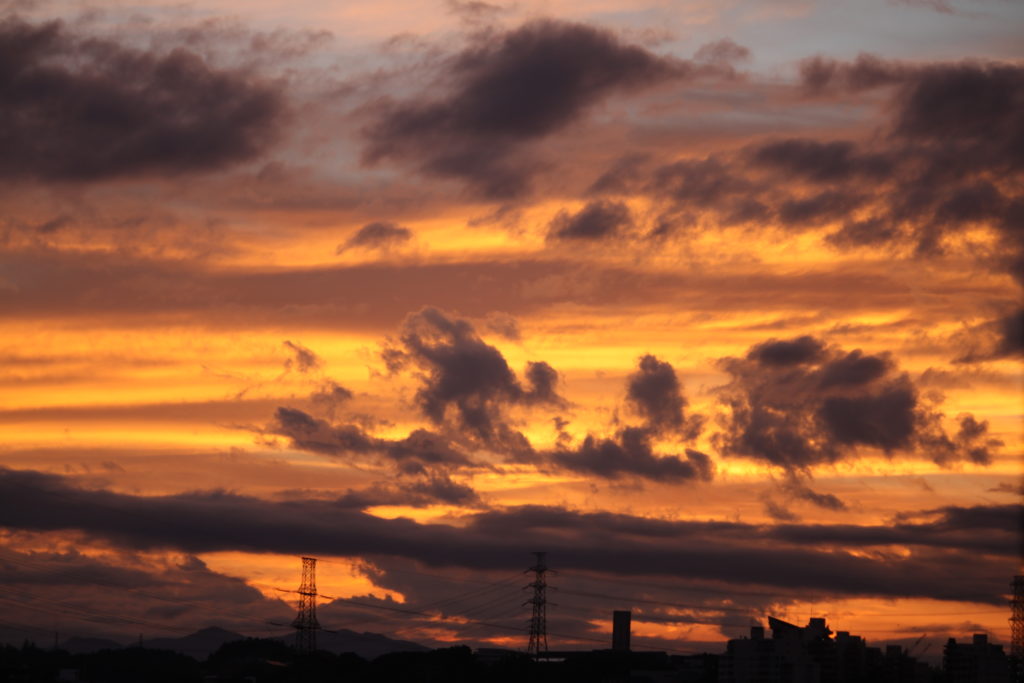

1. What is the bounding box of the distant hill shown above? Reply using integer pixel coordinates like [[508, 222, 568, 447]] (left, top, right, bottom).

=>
[[45, 625, 428, 661], [148, 626, 431, 660], [144, 626, 247, 660], [297, 627, 429, 660]]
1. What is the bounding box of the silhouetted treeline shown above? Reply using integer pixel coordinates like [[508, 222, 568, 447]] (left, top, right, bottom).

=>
[[1, 640, 547, 683], [3, 638, 1015, 683]]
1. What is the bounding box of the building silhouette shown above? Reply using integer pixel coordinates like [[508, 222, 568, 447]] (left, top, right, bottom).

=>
[[718, 616, 936, 683], [612, 610, 631, 652], [944, 633, 1010, 683]]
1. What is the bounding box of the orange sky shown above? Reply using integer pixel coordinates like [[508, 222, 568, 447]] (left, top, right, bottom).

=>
[[0, 0, 1021, 662]]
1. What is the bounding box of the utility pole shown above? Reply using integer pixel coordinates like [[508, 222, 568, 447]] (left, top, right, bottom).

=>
[[525, 551, 548, 659], [1012, 575, 1024, 682], [292, 557, 320, 654]]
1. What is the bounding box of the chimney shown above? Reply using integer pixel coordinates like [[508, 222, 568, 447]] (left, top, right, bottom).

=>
[[612, 610, 631, 652]]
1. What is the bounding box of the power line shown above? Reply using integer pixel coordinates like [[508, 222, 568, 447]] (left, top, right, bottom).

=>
[[307, 591, 700, 655], [270, 570, 525, 635], [317, 558, 520, 588], [2, 545, 1010, 658], [0, 548, 291, 635], [0, 591, 196, 636], [556, 569, 782, 600], [555, 587, 758, 615]]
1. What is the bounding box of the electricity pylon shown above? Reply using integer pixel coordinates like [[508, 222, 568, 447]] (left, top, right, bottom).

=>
[[292, 557, 320, 654], [525, 551, 548, 659]]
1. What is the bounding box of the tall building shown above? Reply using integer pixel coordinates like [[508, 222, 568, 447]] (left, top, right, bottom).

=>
[[718, 617, 932, 683], [612, 610, 631, 652], [719, 624, 783, 683], [944, 633, 1010, 683]]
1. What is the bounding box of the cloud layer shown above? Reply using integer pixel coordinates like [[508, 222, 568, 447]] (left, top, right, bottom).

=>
[[0, 17, 283, 182], [716, 336, 1002, 470], [0, 467, 1014, 607], [363, 19, 687, 197]]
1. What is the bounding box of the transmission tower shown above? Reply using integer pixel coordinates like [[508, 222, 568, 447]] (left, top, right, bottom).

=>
[[525, 551, 548, 659], [1011, 575, 1024, 680], [292, 557, 320, 654]]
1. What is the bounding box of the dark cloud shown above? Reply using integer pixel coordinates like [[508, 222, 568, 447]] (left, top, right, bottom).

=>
[[782, 479, 847, 511], [272, 406, 376, 456], [0, 543, 284, 643], [798, 53, 907, 94], [818, 382, 916, 451], [0, 468, 1014, 605], [891, 503, 1021, 534], [749, 139, 893, 183], [445, 0, 506, 21], [267, 407, 486, 506], [747, 336, 826, 367], [523, 361, 561, 405], [798, 58, 1023, 269], [826, 217, 899, 248], [716, 336, 999, 470], [627, 354, 685, 429], [579, 57, 1023, 281], [778, 190, 865, 228], [482, 311, 520, 341], [763, 498, 800, 522], [542, 354, 706, 483], [404, 472, 481, 506], [282, 340, 321, 373], [625, 354, 701, 437], [387, 308, 562, 444], [888, 0, 955, 13], [653, 156, 756, 214], [270, 407, 476, 475], [337, 222, 412, 253], [931, 181, 1005, 226], [552, 427, 713, 482], [645, 144, 876, 236], [693, 38, 750, 67], [0, 548, 164, 589], [387, 428, 480, 474], [33, 215, 72, 234], [309, 380, 354, 417], [772, 503, 1020, 557], [4, 249, 932, 330], [948, 414, 1003, 466], [586, 153, 649, 196], [645, 155, 774, 237], [893, 63, 1024, 149], [817, 349, 891, 388], [399, 308, 518, 431], [336, 473, 481, 508], [281, 335, 707, 486], [547, 200, 632, 241], [362, 20, 684, 198], [996, 309, 1023, 358], [955, 309, 1024, 363], [0, 17, 283, 182]]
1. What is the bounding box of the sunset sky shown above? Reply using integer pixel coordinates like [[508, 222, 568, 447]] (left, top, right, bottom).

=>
[[0, 0, 1021, 659]]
